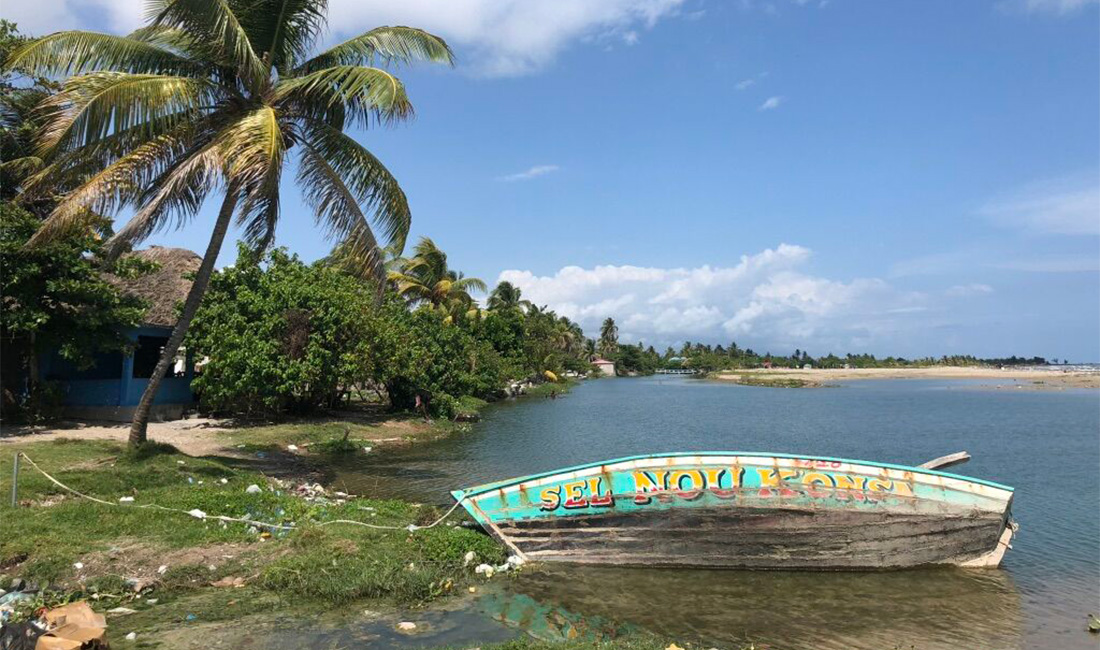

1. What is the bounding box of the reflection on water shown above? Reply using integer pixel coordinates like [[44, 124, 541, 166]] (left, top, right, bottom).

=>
[[498, 565, 1023, 650], [478, 591, 633, 642]]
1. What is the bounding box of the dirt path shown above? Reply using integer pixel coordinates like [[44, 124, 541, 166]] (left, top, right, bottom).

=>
[[0, 418, 240, 457]]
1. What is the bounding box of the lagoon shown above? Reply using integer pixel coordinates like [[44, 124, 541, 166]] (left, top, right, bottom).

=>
[[340, 376, 1100, 649]]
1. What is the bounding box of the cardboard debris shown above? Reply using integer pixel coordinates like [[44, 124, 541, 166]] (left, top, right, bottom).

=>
[[36, 601, 107, 650]]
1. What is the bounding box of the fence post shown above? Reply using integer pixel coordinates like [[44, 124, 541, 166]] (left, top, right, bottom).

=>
[[10, 452, 19, 508]]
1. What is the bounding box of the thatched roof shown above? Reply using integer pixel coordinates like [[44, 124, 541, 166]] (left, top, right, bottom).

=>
[[107, 246, 201, 328]]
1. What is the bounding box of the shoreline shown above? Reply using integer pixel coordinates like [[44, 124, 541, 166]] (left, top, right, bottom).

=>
[[710, 366, 1100, 390]]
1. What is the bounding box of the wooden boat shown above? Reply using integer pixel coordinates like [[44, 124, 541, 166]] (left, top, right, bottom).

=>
[[451, 451, 1016, 570]]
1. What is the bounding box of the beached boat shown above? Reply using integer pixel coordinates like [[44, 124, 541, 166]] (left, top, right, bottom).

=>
[[451, 451, 1016, 570]]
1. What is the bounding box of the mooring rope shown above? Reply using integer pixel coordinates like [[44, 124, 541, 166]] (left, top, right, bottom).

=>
[[14, 452, 464, 533]]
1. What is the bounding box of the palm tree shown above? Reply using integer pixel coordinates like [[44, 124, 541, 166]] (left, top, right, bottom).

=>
[[584, 338, 597, 360], [486, 280, 530, 313], [389, 236, 486, 322], [598, 317, 618, 357], [5, 1, 453, 445]]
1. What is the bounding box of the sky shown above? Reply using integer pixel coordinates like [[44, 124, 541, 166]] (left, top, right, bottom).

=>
[[5, 0, 1099, 360]]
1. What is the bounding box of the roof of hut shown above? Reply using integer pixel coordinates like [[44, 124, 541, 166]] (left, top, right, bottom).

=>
[[106, 246, 201, 328]]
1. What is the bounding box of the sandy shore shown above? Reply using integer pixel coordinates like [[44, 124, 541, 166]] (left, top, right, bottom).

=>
[[712, 367, 1100, 390]]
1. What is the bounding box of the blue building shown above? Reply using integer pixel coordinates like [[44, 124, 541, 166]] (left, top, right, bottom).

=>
[[40, 247, 201, 421]]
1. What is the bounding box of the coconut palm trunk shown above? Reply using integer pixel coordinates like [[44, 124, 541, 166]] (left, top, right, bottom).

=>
[[128, 187, 237, 445]]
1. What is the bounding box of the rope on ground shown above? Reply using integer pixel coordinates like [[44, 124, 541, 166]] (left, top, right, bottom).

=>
[[14, 452, 465, 533]]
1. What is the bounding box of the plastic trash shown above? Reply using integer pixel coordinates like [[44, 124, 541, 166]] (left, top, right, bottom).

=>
[[245, 484, 262, 494], [119, 496, 134, 503]]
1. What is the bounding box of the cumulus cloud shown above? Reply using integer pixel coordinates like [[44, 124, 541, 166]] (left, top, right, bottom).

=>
[[4, 0, 685, 77], [497, 164, 560, 182], [498, 244, 927, 350], [980, 173, 1100, 236], [330, 0, 685, 77], [758, 96, 785, 111]]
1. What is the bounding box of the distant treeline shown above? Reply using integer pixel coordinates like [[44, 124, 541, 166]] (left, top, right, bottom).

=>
[[598, 335, 1051, 376]]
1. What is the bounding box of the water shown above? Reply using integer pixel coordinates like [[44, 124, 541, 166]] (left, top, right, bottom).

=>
[[335, 377, 1100, 649]]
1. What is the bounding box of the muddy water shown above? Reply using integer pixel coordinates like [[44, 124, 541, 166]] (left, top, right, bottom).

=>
[[324, 376, 1099, 649]]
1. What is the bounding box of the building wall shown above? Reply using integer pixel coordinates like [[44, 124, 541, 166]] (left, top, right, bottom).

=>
[[596, 361, 616, 377], [39, 326, 195, 409]]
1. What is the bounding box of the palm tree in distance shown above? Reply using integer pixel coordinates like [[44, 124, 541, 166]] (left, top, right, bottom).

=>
[[5, 0, 453, 445], [389, 236, 486, 322], [599, 317, 618, 358], [486, 280, 531, 313]]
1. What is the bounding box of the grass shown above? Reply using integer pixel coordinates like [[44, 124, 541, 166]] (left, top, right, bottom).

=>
[[223, 418, 425, 449], [525, 378, 579, 399], [717, 373, 816, 389], [0, 438, 503, 608]]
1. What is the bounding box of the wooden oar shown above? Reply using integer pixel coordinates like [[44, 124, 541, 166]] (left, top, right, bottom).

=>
[[919, 451, 971, 471]]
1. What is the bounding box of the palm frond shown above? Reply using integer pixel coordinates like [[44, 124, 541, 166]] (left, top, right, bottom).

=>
[[150, 0, 266, 90], [276, 65, 412, 128], [220, 106, 286, 250], [451, 276, 488, 294], [297, 120, 411, 251], [104, 134, 225, 257], [29, 132, 191, 246], [299, 26, 453, 72], [297, 139, 391, 283], [36, 72, 220, 156], [234, 0, 327, 72], [2, 31, 203, 77]]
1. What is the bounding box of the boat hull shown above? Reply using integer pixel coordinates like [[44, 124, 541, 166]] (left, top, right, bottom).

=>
[[453, 452, 1015, 570]]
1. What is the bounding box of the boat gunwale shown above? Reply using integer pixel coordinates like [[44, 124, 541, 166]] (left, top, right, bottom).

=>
[[451, 450, 1015, 500]]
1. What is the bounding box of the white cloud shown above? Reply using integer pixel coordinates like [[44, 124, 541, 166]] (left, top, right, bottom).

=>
[[758, 96, 785, 111], [980, 173, 1100, 236], [3, 0, 685, 77], [945, 283, 994, 297], [497, 164, 560, 182], [735, 79, 756, 91], [1013, 0, 1099, 14], [327, 0, 685, 76], [498, 244, 927, 350], [1, 0, 141, 34]]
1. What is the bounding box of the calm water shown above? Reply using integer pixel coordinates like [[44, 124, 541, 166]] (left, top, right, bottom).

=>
[[335, 376, 1100, 649]]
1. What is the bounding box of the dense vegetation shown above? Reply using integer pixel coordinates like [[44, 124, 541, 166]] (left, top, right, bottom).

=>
[[185, 243, 592, 418], [0, 203, 155, 420]]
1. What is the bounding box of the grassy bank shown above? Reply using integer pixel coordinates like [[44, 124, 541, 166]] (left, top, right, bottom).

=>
[[0, 438, 504, 643], [215, 380, 579, 454], [710, 372, 818, 388]]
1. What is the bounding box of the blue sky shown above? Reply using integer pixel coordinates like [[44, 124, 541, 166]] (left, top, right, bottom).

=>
[[6, 0, 1099, 360]]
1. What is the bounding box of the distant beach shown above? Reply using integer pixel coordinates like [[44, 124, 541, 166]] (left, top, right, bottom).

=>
[[712, 366, 1100, 390]]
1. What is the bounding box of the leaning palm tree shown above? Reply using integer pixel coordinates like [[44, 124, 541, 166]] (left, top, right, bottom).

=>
[[4, 0, 453, 445], [388, 236, 486, 319]]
